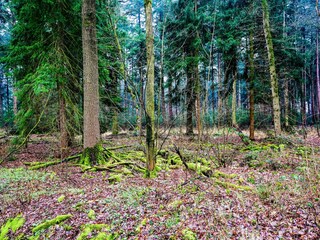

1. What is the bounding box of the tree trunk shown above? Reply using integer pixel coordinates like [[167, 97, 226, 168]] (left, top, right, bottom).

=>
[[82, 0, 100, 148], [58, 84, 69, 157], [138, 4, 144, 138], [195, 61, 202, 139], [186, 64, 194, 135], [138, 59, 144, 137], [144, 0, 156, 173], [316, 29, 320, 127], [160, 14, 166, 125], [217, 53, 223, 127], [168, 74, 173, 122], [231, 75, 237, 127], [0, 91, 3, 122], [13, 88, 17, 116], [283, 9, 290, 129], [249, 30, 255, 140], [262, 0, 281, 136], [112, 109, 119, 135]]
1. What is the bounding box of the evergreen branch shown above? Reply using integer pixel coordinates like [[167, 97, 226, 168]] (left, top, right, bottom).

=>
[[0, 92, 52, 165]]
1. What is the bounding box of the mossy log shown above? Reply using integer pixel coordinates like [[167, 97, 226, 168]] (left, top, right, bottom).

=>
[[32, 214, 72, 233], [24, 154, 81, 170], [215, 179, 252, 191], [76, 223, 112, 240]]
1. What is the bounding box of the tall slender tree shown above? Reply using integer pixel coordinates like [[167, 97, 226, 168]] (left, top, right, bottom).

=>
[[262, 0, 281, 135], [82, 0, 100, 149], [145, 0, 156, 173]]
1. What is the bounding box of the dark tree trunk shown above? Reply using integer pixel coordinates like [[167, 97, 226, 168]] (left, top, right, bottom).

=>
[[186, 63, 195, 135]]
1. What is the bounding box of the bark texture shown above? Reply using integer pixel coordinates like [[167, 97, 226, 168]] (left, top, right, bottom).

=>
[[262, 0, 281, 136], [249, 30, 255, 140], [59, 85, 68, 156], [82, 0, 100, 148], [145, 0, 156, 172], [316, 30, 320, 123], [231, 76, 237, 127]]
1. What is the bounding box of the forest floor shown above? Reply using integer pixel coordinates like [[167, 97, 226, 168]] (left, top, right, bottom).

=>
[[0, 128, 320, 239]]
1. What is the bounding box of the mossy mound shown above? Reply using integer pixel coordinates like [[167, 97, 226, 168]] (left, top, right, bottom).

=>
[[79, 144, 108, 166], [76, 223, 118, 240]]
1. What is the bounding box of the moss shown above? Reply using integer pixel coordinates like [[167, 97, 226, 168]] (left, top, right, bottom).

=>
[[212, 170, 237, 179], [28, 160, 62, 170], [88, 209, 96, 220], [32, 214, 72, 233], [76, 224, 110, 240], [248, 160, 263, 168], [215, 180, 252, 191], [121, 167, 132, 175], [80, 143, 108, 167], [197, 157, 209, 166], [144, 168, 158, 178], [135, 218, 147, 233], [0, 214, 25, 240], [62, 224, 73, 231], [187, 163, 211, 175], [57, 195, 65, 203], [169, 154, 182, 165], [168, 200, 183, 209], [108, 173, 122, 184], [182, 228, 197, 240]]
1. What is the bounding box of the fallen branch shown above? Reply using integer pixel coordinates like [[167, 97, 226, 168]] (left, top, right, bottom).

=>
[[24, 154, 81, 170]]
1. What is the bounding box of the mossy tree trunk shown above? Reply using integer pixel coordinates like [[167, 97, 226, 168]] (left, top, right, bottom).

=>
[[282, 9, 290, 129], [79, 143, 107, 166], [262, 0, 281, 136], [112, 109, 119, 135], [145, 0, 156, 172], [82, 0, 101, 163]]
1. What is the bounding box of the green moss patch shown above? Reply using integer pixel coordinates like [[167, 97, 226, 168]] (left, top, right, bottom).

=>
[[32, 214, 72, 233], [76, 224, 117, 240], [0, 214, 25, 240]]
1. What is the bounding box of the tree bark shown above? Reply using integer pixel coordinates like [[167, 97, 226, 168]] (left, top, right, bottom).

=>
[[217, 53, 223, 127], [160, 13, 166, 125], [195, 61, 202, 139], [249, 30, 255, 140], [0, 91, 3, 121], [262, 0, 281, 136], [144, 0, 156, 172], [112, 109, 119, 135], [168, 73, 173, 122], [58, 84, 68, 157], [82, 0, 100, 148], [231, 75, 237, 127], [316, 29, 320, 126], [186, 63, 195, 135]]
